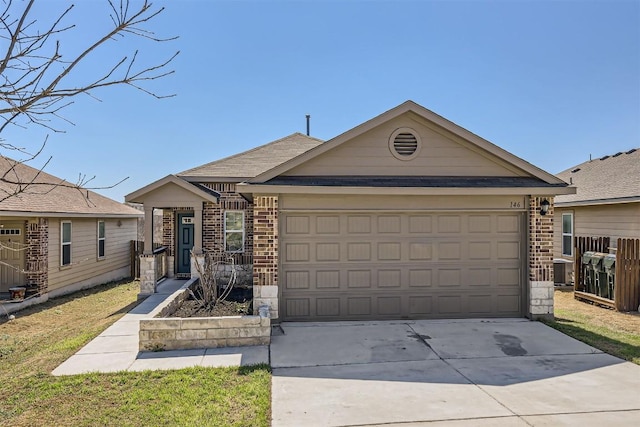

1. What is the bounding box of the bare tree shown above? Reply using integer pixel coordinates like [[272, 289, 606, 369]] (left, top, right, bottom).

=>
[[0, 0, 178, 196]]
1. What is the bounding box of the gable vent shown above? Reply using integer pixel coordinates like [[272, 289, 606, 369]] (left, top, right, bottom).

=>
[[389, 128, 421, 160], [393, 133, 418, 156]]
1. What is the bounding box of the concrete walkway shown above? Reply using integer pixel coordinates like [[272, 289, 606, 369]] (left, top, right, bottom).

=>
[[52, 279, 268, 375], [271, 320, 640, 427]]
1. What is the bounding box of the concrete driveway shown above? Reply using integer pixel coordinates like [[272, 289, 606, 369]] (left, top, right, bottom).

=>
[[270, 319, 640, 427]]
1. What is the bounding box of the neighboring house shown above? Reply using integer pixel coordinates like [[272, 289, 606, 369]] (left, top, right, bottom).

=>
[[0, 157, 141, 309], [126, 101, 574, 321], [553, 148, 640, 278]]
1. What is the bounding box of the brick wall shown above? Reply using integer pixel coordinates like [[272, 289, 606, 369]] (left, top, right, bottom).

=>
[[252, 195, 279, 318], [162, 210, 174, 256], [528, 196, 554, 319], [25, 218, 48, 292]]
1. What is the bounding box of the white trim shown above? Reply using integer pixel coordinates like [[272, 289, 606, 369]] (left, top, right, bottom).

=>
[[224, 210, 245, 253], [61, 221, 72, 266], [561, 212, 573, 257], [237, 183, 576, 197]]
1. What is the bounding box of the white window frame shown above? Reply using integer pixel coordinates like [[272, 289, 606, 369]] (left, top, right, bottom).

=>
[[97, 220, 106, 259], [61, 221, 72, 266], [224, 210, 245, 253], [561, 213, 573, 257]]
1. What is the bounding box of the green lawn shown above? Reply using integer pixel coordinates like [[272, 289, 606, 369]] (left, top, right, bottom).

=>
[[0, 280, 270, 427], [543, 288, 640, 365]]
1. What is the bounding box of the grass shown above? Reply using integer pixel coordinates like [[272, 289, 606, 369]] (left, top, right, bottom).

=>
[[0, 280, 271, 427], [544, 287, 640, 365]]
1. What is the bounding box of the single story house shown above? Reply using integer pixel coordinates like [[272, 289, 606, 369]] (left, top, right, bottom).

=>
[[126, 101, 575, 321], [0, 156, 141, 310], [553, 148, 640, 281]]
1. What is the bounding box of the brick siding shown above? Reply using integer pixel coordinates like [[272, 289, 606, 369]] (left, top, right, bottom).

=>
[[25, 218, 48, 292], [528, 196, 555, 319]]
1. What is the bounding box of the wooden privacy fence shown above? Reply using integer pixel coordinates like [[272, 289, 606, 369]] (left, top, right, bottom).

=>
[[574, 236, 640, 312], [615, 238, 640, 312]]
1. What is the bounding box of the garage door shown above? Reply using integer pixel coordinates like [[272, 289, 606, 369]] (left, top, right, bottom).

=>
[[280, 211, 525, 321]]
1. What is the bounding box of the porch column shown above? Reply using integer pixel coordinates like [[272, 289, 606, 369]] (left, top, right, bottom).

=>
[[143, 206, 154, 255], [193, 205, 203, 255], [528, 196, 555, 320]]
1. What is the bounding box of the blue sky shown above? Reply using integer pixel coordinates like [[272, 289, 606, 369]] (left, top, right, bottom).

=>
[[5, 0, 639, 202]]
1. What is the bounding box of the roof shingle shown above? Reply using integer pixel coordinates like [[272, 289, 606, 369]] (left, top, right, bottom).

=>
[[0, 157, 142, 216], [555, 148, 640, 205], [177, 133, 323, 179]]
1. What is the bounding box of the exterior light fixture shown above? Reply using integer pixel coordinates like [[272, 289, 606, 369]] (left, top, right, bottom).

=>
[[540, 199, 550, 216]]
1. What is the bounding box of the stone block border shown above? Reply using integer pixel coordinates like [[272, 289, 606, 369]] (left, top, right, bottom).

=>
[[139, 278, 270, 351]]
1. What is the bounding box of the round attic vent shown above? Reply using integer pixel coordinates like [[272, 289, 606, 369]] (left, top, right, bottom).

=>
[[389, 128, 421, 160]]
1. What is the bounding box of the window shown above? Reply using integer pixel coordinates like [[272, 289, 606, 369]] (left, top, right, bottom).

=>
[[562, 213, 573, 257], [224, 211, 244, 252], [61, 221, 72, 266], [97, 220, 105, 259]]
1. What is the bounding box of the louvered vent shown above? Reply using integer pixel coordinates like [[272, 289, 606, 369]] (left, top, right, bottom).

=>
[[393, 133, 418, 156]]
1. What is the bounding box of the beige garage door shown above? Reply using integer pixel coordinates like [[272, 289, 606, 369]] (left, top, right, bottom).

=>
[[280, 211, 525, 321]]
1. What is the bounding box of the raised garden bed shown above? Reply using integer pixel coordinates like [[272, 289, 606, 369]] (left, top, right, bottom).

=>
[[139, 278, 270, 351]]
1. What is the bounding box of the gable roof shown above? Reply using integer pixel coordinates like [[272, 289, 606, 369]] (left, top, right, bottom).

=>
[[248, 101, 568, 186], [177, 133, 324, 181], [0, 157, 142, 217], [125, 174, 220, 204], [555, 148, 640, 206]]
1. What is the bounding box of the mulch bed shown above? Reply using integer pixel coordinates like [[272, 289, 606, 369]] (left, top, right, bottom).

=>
[[168, 286, 252, 318]]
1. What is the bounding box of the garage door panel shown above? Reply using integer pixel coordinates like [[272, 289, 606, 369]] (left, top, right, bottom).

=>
[[317, 215, 340, 233], [280, 211, 524, 320], [285, 243, 310, 262], [409, 269, 432, 287], [378, 296, 402, 315], [378, 269, 401, 288], [317, 270, 340, 288], [347, 270, 371, 288], [316, 243, 340, 261], [348, 297, 372, 316], [348, 216, 371, 233], [284, 271, 310, 289], [348, 243, 371, 261]]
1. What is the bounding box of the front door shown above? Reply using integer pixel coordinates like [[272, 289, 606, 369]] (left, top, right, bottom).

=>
[[176, 213, 194, 276]]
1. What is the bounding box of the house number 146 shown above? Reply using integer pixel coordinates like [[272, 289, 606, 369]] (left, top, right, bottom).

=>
[[510, 201, 522, 208]]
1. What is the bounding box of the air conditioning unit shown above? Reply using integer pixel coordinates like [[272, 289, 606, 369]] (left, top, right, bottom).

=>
[[553, 259, 573, 285]]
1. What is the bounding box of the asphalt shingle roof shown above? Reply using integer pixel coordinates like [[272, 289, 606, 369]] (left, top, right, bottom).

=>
[[0, 157, 142, 216], [555, 148, 640, 205], [177, 133, 324, 179]]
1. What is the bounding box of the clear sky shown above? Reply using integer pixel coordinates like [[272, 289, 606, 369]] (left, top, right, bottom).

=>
[[5, 0, 639, 202]]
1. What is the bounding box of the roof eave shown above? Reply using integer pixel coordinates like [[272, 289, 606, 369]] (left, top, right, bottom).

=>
[[125, 175, 220, 204], [0, 211, 142, 218], [237, 182, 576, 198], [555, 196, 640, 207]]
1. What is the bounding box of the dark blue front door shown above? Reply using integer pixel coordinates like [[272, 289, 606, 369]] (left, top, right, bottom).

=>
[[177, 213, 194, 275]]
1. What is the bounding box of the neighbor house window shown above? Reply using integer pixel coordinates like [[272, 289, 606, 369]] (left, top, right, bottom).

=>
[[562, 213, 573, 257], [224, 211, 244, 252], [97, 220, 106, 259], [61, 221, 72, 266]]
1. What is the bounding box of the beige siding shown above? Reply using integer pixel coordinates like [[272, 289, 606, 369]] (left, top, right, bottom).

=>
[[48, 218, 137, 292], [285, 114, 527, 177], [554, 203, 640, 259]]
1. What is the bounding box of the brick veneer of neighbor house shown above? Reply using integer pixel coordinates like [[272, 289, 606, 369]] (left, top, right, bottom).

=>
[[252, 195, 279, 319], [528, 196, 555, 320], [25, 218, 48, 293]]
